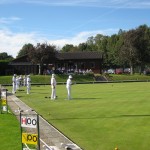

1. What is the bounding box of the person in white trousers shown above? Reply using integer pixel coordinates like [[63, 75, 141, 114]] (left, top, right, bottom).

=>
[[16, 76, 20, 90], [27, 75, 31, 94], [66, 75, 73, 100], [51, 74, 57, 100], [12, 74, 16, 94], [23, 75, 27, 86]]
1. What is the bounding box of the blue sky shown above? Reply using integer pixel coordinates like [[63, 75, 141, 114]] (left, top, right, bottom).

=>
[[0, 0, 150, 58]]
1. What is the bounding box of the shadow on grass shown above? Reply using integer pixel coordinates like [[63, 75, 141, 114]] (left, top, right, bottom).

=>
[[50, 114, 150, 120], [121, 114, 150, 117], [7, 92, 13, 96], [16, 96, 23, 98], [71, 98, 101, 100]]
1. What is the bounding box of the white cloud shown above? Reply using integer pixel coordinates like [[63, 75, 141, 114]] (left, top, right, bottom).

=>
[[0, 29, 43, 58], [1, 0, 150, 8], [0, 28, 118, 58], [24, 0, 150, 9], [49, 29, 118, 48], [0, 17, 21, 24], [22, 0, 150, 9], [32, 29, 119, 50]]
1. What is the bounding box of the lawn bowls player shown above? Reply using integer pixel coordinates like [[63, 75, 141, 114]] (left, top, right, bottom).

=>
[[27, 75, 31, 94], [51, 74, 57, 100], [16, 76, 20, 90], [23, 75, 27, 86], [12, 74, 17, 94], [66, 75, 73, 100]]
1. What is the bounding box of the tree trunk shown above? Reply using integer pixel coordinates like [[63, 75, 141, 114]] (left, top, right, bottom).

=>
[[38, 64, 41, 75], [130, 61, 134, 75], [139, 63, 144, 75]]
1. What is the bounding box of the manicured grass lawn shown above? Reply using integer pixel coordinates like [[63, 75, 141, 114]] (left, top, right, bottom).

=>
[[1, 74, 150, 85], [0, 74, 95, 85], [0, 113, 21, 150], [5, 82, 150, 150], [109, 74, 150, 81]]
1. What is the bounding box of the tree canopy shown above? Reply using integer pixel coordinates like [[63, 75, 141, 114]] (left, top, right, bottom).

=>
[[15, 24, 150, 74], [17, 43, 34, 58], [0, 52, 13, 61], [60, 24, 150, 74], [27, 43, 57, 74]]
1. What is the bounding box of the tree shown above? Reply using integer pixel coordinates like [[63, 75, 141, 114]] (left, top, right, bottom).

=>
[[17, 43, 34, 58], [86, 36, 97, 51], [61, 44, 78, 52], [94, 34, 105, 51], [114, 33, 125, 66], [119, 29, 138, 74], [94, 34, 109, 67], [78, 43, 88, 51], [0, 52, 13, 60], [119, 25, 150, 74], [28, 43, 57, 75], [106, 34, 121, 68], [134, 25, 150, 73]]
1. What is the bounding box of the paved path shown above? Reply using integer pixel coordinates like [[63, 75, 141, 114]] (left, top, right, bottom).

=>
[[7, 92, 83, 150]]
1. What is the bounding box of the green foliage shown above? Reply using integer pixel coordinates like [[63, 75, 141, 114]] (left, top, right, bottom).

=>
[[0, 60, 10, 63], [0, 52, 13, 60], [78, 43, 88, 51], [61, 44, 78, 52], [68, 24, 150, 71], [17, 43, 34, 58], [28, 43, 57, 75]]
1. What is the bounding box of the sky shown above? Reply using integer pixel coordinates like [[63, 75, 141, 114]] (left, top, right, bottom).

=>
[[0, 0, 150, 58]]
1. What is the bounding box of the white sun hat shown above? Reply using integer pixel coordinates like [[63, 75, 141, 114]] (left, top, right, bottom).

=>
[[69, 75, 72, 79]]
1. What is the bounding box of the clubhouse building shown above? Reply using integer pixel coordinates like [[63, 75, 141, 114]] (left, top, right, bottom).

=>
[[9, 51, 103, 75]]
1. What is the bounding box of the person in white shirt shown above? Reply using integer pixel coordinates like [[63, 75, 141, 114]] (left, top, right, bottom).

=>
[[23, 75, 27, 86], [27, 75, 31, 94], [12, 74, 16, 94], [51, 74, 57, 100], [66, 75, 73, 100], [19, 75, 23, 87]]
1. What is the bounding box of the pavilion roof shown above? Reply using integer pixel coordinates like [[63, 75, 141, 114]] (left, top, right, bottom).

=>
[[56, 51, 102, 60]]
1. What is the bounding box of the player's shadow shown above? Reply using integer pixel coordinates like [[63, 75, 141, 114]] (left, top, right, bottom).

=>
[[16, 96, 23, 98], [7, 92, 13, 96]]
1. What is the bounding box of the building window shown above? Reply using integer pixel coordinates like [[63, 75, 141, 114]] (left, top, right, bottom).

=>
[[81, 62, 85, 69], [90, 62, 95, 68], [57, 63, 61, 68]]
